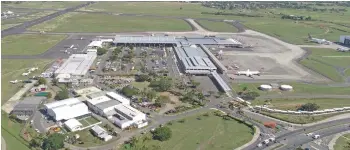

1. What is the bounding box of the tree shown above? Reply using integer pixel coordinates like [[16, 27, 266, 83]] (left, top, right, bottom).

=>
[[97, 48, 107, 56], [38, 77, 47, 85], [46, 92, 52, 99], [295, 147, 303, 150], [146, 90, 157, 100], [190, 80, 200, 88], [299, 103, 320, 111], [51, 78, 58, 86], [113, 47, 122, 56], [30, 138, 42, 148], [109, 55, 118, 61], [42, 133, 65, 150], [150, 77, 172, 92], [152, 127, 172, 141], [136, 74, 150, 82], [54, 89, 69, 100], [121, 86, 138, 97]]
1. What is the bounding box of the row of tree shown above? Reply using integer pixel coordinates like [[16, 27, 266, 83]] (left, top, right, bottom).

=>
[[281, 15, 312, 21]]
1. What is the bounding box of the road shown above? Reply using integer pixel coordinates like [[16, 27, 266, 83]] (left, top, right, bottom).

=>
[[1, 2, 94, 37]]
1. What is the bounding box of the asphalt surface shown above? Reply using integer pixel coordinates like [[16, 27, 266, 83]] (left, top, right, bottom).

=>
[[1, 2, 94, 37]]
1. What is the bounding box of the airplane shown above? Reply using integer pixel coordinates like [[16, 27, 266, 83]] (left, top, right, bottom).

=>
[[337, 47, 349, 52], [10, 80, 18, 84], [235, 69, 261, 77], [22, 72, 29, 76], [28, 67, 38, 72], [308, 33, 330, 45]]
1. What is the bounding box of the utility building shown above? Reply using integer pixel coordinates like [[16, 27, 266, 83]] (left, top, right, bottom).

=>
[[340, 35, 350, 45]]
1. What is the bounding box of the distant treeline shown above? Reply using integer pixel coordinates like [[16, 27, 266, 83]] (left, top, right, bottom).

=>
[[201, 12, 263, 17]]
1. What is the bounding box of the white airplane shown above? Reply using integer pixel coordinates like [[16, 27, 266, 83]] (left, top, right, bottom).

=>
[[28, 67, 38, 72], [22, 72, 29, 76], [308, 34, 330, 45], [337, 47, 349, 52], [70, 45, 74, 49], [10, 80, 18, 84], [235, 69, 260, 77]]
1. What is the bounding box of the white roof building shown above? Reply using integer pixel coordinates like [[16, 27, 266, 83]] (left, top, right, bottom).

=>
[[91, 125, 113, 141], [64, 118, 83, 132], [44, 98, 89, 121], [88, 41, 103, 48], [55, 53, 97, 76], [56, 73, 72, 83], [106, 92, 130, 105]]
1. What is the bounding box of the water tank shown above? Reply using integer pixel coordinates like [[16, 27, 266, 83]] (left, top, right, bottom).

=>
[[259, 84, 272, 91], [280, 85, 293, 91]]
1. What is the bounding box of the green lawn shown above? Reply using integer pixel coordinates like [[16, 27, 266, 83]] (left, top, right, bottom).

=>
[[122, 111, 254, 150], [345, 69, 350, 77], [196, 20, 239, 32], [1, 23, 20, 30], [260, 111, 347, 124], [1, 34, 66, 55], [70, 128, 116, 147], [334, 133, 350, 150], [300, 48, 350, 82], [79, 119, 90, 127], [232, 82, 350, 96], [1, 111, 30, 150], [2, 11, 56, 25], [85, 116, 100, 125], [252, 98, 350, 110], [131, 81, 150, 90], [1, 59, 53, 103], [2, 1, 84, 10], [29, 12, 192, 32]]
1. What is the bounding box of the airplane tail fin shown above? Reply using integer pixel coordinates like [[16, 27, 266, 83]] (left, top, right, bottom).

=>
[[308, 33, 312, 39]]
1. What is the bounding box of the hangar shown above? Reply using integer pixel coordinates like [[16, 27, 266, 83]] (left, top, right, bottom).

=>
[[44, 98, 90, 121]]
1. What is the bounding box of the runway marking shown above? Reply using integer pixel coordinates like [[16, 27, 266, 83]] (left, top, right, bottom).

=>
[[321, 56, 350, 58]]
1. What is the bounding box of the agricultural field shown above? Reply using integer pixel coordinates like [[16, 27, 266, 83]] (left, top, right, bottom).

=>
[[1, 34, 66, 55], [195, 20, 239, 32], [232, 82, 350, 96], [1, 111, 31, 150], [1, 59, 53, 103], [252, 98, 350, 110], [29, 12, 192, 33], [1, 1, 84, 10], [260, 111, 348, 124], [300, 48, 350, 82], [122, 111, 254, 150], [334, 133, 350, 150]]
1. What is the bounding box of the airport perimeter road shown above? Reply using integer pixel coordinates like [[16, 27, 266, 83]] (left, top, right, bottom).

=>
[[1, 2, 94, 37]]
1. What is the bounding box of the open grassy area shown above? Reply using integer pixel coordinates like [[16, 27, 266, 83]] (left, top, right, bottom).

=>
[[196, 20, 239, 32], [29, 12, 192, 32], [131, 81, 150, 90], [334, 133, 350, 150], [252, 98, 350, 110], [1, 111, 30, 150], [300, 48, 350, 82], [232, 82, 350, 96], [1, 59, 53, 103], [1, 34, 66, 55], [2, 11, 56, 25], [1, 23, 20, 30], [70, 127, 116, 147], [260, 111, 347, 124], [85, 116, 100, 124], [122, 111, 254, 150], [2, 1, 84, 10], [345, 69, 350, 77]]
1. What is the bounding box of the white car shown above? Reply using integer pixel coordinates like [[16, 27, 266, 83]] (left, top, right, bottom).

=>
[[257, 143, 263, 147], [269, 137, 275, 142], [263, 139, 270, 144], [313, 135, 320, 139], [306, 132, 314, 136]]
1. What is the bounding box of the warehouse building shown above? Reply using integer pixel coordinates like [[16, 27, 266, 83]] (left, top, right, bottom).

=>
[[55, 52, 97, 83], [81, 88, 147, 130], [64, 118, 83, 132], [340, 35, 350, 45], [44, 98, 90, 121], [11, 97, 46, 121]]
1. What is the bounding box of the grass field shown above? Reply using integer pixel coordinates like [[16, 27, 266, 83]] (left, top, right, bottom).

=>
[[300, 48, 350, 82], [1, 34, 66, 55], [345, 69, 350, 77], [29, 12, 192, 32], [1, 59, 53, 103], [2, 1, 84, 10], [260, 111, 347, 124], [1, 111, 30, 150], [85, 116, 100, 124], [2, 11, 55, 25], [122, 111, 254, 150], [196, 20, 239, 32], [131, 81, 150, 90], [232, 82, 350, 96], [1, 23, 20, 30], [334, 133, 350, 150], [252, 98, 350, 110]]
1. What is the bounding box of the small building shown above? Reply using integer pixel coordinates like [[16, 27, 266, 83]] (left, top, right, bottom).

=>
[[11, 97, 46, 121], [279, 85, 293, 91], [339, 35, 350, 45], [109, 104, 148, 130], [64, 119, 83, 132], [30, 84, 47, 93], [87, 41, 103, 49], [259, 85, 272, 91], [90, 125, 113, 141]]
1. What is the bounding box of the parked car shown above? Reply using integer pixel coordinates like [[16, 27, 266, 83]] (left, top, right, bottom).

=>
[[313, 135, 320, 139]]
